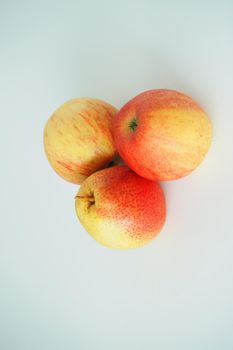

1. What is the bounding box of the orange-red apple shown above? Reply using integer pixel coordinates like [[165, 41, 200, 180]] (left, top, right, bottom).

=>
[[44, 98, 118, 184], [75, 166, 166, 249], [113, 89, 212, 181]]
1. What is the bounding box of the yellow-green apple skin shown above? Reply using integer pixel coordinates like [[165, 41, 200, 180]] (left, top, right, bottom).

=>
[[113, 89, 212, 181], [44, 98, 118, 184], [75, 166, 166, 249]]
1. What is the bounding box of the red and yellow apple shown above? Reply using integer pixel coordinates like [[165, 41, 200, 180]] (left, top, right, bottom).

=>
[[75, 166, 166, 249], [44, 98, 118, 184], [113, 89, 212, 181]]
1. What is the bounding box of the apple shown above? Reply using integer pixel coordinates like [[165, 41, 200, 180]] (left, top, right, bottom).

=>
[[113, 89, 212, 181], [75, 166, 166, 249], [44, 98, 118, 184]]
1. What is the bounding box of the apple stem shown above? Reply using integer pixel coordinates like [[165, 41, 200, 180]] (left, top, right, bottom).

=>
[[75, 195, 95, 202]]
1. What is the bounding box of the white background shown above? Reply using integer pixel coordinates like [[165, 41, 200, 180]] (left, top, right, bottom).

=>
[[1, 1, 233, 349]]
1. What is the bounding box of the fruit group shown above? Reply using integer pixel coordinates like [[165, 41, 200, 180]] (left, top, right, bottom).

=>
[[75, 166, 166, 249], [44, 98, 118, 184], [113, 89, 212, 181]]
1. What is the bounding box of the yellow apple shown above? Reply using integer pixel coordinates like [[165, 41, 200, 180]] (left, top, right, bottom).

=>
[[44, 98, 118, 184], [75, 166, 166, 249], [113, 89, 212, 181]]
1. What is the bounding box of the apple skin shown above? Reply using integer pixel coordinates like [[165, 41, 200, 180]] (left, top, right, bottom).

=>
[[75, 166, 166, 249], [44, 98, 118, 184], [113, 89, 212, 181]]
